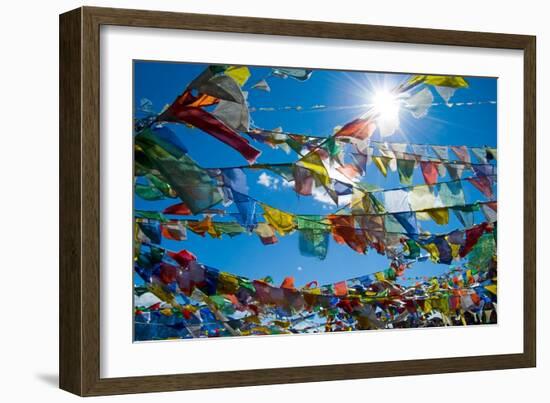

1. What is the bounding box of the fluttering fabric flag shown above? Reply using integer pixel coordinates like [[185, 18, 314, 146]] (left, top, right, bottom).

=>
[[384, 189, 410, 213], [409, 185, 436, 211], [445, 163, 467, 180], [437, 181, 466, 207], [146, 126, 189, 156], [138, 220, 162, 244], [335, 118, 376, 141], [160, 105, 260, 163], [296, 216, 329, 259], [261, 203, 296, 235], [451, 145, 471, 164], [397, 159, 416, 185], [293, 165, 315, 196], [328, 215, 367, 254], [372, 156, 391, 176], [146, 153, 223, 215], [460, 223, 490, 258], [453, 205, 477, 228], [161, 221, 188, 241], [407, 75, 469, 89], [212, 98, 250, 132], [297, 152, 331, 187], [431, 145, 449, 161], [471, 147, 489, 164], [251, 79, 271, 92], [427, 207, 450, 225], [420, 161, 439, 185], [271, 68, 313, 81], [224, 66, 251, 87], [404, 88, 434, 118], [232, 192, 257, 230], [467, 176, 494, 198], [473, 164, 496, 181], [254, 223, 279, 245], [480, 203, 497, 222], [222, 168, 249, 195], [163, 202, 192, 216], [411, 144, 429, 158], [135, 183, 165, 201], [188, 70, 245, 103]]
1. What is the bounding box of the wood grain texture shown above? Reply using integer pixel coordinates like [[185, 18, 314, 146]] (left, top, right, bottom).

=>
[[59, 8, 83, 396], [59, 6, 537, 396]]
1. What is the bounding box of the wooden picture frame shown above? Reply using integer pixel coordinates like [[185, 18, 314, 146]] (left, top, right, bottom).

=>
[[59, 6, 536, 396]]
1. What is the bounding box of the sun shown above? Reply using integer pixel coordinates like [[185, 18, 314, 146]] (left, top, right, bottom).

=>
[[370, 89, 401, 137]]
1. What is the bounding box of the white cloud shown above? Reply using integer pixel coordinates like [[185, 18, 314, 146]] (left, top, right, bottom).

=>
[[297, 266, 303, 271], [312, 187, 353, 208], [282, 179, 294, 188], [312, 187, 336, 205], [257, 172, 280, 190]]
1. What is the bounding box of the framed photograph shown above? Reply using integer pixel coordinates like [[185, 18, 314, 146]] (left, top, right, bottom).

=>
[[59, 6, 536, 396]]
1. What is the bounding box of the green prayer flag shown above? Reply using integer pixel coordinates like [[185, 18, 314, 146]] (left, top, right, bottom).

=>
[[397, 159, 416, 185]]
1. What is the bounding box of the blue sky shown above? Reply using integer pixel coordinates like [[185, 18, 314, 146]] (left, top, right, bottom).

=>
[[134, 61, 497, 287]]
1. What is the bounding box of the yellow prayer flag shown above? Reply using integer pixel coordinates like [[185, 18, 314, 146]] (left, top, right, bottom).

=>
[[372, 156, 390, 177], [450, 243, 461, 259], [261, 203, 296, 235], [427, 207, 449, 225], [408, 75, 469, 88], [297, 152, 331, 186], [422, 243, 440, 262], [225, 66, 250, 86], [423, 299, 432, 314], [484, 284, 497, 295]]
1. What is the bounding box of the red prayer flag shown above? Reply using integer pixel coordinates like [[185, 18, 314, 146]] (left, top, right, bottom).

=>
[[161, 106, 260, 163], [163, 202, 192, 215], [420, 161, 439, 185], [168, 249, 197, 268], [335, 118, 376, 140], [280, 277, 296, 290], [333, 281, 348, 296], [467, 176, 494, 198]]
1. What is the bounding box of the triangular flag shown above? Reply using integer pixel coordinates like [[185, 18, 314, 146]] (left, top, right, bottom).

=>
[[467, 176, 494, 198], [372, 156, 391, 177], [445, 163, 466, 180], [427, 207, 449, 225], [431, 145, 449, 161], [450, 145, 471, 163], [397, 159, 416, 185], [420, 161, 439, 185], [471, 147, 488, 164], [251, 79, 271, 92]]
